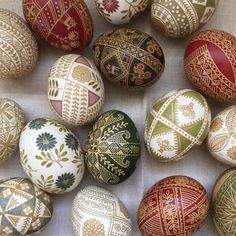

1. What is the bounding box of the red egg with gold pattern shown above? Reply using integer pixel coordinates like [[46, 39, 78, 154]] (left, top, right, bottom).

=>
[[138, 176, 209, 236], [184, 30, 236, 102], [23, 0, 93, 50]]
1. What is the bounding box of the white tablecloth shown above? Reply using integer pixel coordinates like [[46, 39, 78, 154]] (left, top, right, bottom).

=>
[[0, 0, 234, 235]]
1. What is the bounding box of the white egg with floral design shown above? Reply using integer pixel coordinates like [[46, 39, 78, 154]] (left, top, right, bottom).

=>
[[95, 0, 150, 25], [72, 186, 132, 236], [207, 106, 236, 166], [19, 118, 84, 194]]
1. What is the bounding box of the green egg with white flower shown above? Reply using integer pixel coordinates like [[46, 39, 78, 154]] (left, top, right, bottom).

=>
[[19, 118, 84, 194]]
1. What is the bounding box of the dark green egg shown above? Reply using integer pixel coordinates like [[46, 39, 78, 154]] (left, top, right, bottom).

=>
[[84, 110, 141, 184], [92, 28, 165, 90]]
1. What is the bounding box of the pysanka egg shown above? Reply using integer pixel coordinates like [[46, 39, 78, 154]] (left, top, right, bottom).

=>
[[72, 185, 132, 236], [151, 0, 219, 38], [23, 0, 93, 50], [95, 0, 150, 25], [207, 106, 236, 166], [185, 30, 236, 102], [19, 118, 84, 194], [212, 168, 236, 235], [145, 89, 211, 162], [0, 98, 25, 164], [84, 110, 141, 184], [0, 177, 53, 235], [138, 176, 209, 236], [0, 8, 38, 79], [48, 54, 105, 126], [93, 28, 165, 90]]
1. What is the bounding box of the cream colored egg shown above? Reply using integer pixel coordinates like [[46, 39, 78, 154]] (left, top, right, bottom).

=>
[[0, 98, 25, 164], [207, 106, 236, 166], [95, 0, 150, 25], [145, 89, 211, 162], [19, 118, 84, 194], [48, 54, 105, 126], [72, 185, 132, 236], [0, 8, 38, 79]]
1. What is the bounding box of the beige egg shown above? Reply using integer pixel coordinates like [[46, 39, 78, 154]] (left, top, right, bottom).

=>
[[207, 106, 236, 166], [48, 54, 105, 126], [72, 185, 132, 236], [0, 8, 38, 79], [0, 98, 25, 164]]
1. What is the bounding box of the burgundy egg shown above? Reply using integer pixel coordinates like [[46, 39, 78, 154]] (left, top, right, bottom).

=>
[[23, 0, 93, 50]]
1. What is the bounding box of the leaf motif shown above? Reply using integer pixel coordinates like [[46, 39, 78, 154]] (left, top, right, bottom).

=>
[[47, 152, 51, 159], [36, 155, 43, 160], [55, 148, 59, 156], [60, 144, 64, 152], [41, 152, 46, 158], [41, 175, 45, 181], [226, 109, 236, 131], [41, 161, 47, 166], [61, 158, 69, 162], [61, 151, 67, 157], [208, 134, 230, 152], [46, 163, 53, 168]]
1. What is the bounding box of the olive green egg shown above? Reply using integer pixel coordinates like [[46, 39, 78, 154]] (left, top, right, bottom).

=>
[[212, 168, 236, 236], [84, 110, 141, 184]]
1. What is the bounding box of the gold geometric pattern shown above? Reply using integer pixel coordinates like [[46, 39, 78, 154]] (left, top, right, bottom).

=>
[[0, 8, 38, 80], [0, 98, 25, 163], [0, 177, 53, 235]]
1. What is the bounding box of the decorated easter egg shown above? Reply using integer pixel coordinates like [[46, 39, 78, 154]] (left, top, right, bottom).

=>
[[19, 118, 84, 194], [185, 30, 236, 102], [48, 54, 105, 126], [0, 177, 53, 235], [72, 185, 132, 236], [207, 106, 236, 166], [84, 110, 141, 184], [212, 168, 236, 235], [0, 8, 38, 80], [145, 89, 211, 162], [138, 176, 209, 236], [23, 0, 93, 50], [95, 0, 150, 25], [93, 28, 165, 90], [151, 0, 219, 38], [0, 98, 25, 164]]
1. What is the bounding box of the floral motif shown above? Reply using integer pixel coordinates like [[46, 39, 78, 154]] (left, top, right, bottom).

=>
[[132, 63, 151, 85], [227, 146, 236, 160], [55, 173, 75, 190], [29, 118, 47, 130], [147, 40, 163, 56], [36, 133, 57, 151], [102, 0, 119, 13], [211, 118, 223, 132], [179, 102, 196, 119], [68, 31, 79, 41], [82, 219, 105, 236], [65, 133, 79, 151]]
